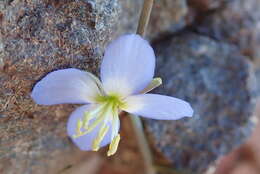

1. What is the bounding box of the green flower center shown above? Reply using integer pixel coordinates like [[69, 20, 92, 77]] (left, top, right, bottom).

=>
[[96, 94, 126, 109]]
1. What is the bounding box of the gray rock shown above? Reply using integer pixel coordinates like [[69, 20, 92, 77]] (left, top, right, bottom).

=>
[[254, 60, 260, 96], [144, 32, 257, 174], [117, 0, 189, 40], [147, 0, 188, 39], [116, 0, 142, 35], [194, 0, 260, 61], [188, 0, 231, 11], [192, 0, 260, 102]]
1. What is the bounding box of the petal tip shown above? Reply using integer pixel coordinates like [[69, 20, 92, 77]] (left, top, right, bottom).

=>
[[31, 85, 43, 105], [184, 102, 194, 118], [30, 83, 52, 105]]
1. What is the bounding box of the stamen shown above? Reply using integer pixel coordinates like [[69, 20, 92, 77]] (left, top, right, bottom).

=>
[[72, 94, 122, 156], [92, 124, 109, 151], [76, 119, 83, 136], [83, 112, 91, 129], [73, 103, 109, 138], [83, 103, 108, 130], [107, 134, 121, 156], [140, 77, 162, 94], [92, 140, 99, 151], [110, 106, 120, 139], [85, 104, 111, 133]]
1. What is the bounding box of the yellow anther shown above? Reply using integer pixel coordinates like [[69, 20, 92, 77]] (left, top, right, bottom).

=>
[[107, 134, 120, 156], [83, 112, 91, 129], [76, 119, 83, 136], [153, 77, 162, 84], [92, 139, 100, 151], [92, 125, 109, 151], [140, 77, 162, 94]]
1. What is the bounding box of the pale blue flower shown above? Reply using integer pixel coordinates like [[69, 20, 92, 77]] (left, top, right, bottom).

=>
[[31, 34, 193, 156]]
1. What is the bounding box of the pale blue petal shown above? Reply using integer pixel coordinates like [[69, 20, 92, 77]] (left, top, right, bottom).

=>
[[67, 105, 119, 151], [31, 68, 102, 105], [123, 94, 193, 120], [100, 34, 155, 97]]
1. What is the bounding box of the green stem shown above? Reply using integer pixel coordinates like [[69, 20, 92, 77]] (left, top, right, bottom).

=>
[[130, 115, 156, 174], [137, 0, 154, 37]]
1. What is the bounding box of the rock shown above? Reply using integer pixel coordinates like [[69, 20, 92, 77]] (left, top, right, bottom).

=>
[[194, 0, 260, 61], [188, 0, 229, 11], [0, 0, 135, 173], [192, 0, 260, 97], [147, 0, 189, 39], [254, 61, 260, 96], [0, 0, 193, 173], [2, 0, 258, 173], [116, 0, 142, 35], [144, 32, 257, 174], [118, 0, 190, 40]]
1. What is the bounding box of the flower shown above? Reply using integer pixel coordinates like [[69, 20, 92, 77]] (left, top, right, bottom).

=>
[[31, 34, 193, 156]]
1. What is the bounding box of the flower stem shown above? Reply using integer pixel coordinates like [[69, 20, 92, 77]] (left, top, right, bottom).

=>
[[131, 1, 155, 174], [130, 115, 156, 174], [137, 0, 154, 37]]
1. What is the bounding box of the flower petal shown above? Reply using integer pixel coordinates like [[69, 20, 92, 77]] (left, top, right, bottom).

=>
[[31, 68, 103, 105], [67, 105, 120, 151], [123, 94, 193, 120], [100, 34, 155, 97]]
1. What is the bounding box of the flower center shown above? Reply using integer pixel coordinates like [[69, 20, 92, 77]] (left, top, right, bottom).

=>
[[73, 94, 125, 156], [96, 94, 126, 109]]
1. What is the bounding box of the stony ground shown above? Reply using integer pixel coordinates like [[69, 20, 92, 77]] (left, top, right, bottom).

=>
[[1, 0, 260, 174]]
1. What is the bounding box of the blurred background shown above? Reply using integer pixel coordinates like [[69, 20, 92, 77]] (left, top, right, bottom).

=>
[[1, 0, 260, 174]]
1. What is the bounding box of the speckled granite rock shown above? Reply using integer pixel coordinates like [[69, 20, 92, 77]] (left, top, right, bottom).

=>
[[0, 0, 132, 173], [144, 32, 257, 174]]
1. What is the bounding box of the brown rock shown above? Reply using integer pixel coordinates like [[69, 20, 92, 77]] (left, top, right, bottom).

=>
[[0, 0, 136, 173]]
